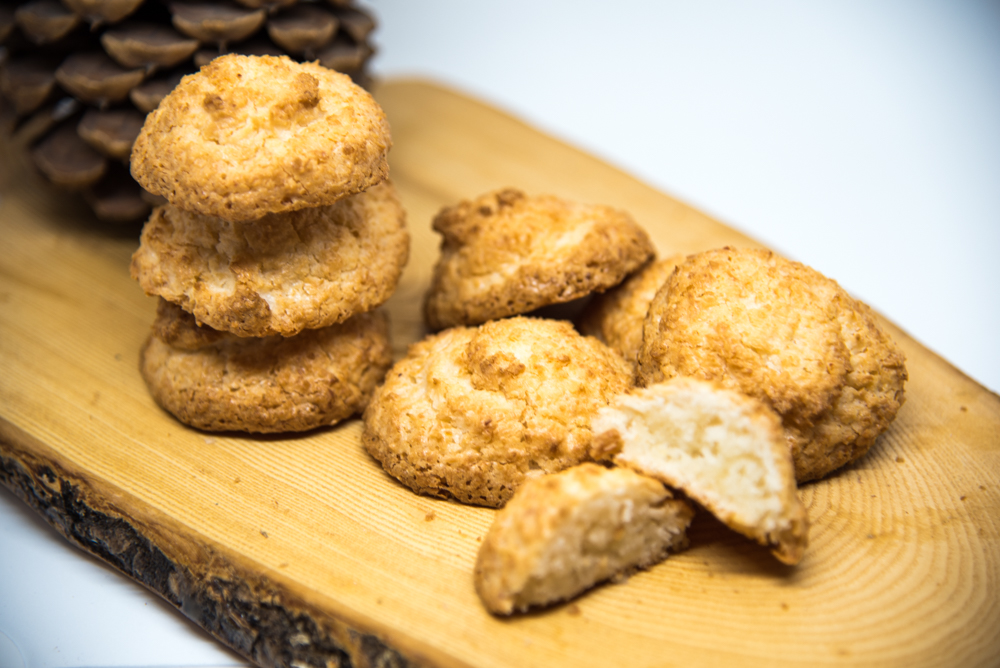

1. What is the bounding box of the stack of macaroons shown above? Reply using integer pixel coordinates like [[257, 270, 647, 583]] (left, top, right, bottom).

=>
[[129, 54, 409, 433]]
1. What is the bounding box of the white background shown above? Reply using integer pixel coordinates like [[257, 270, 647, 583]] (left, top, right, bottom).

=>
[[2, 2, 997, 667]]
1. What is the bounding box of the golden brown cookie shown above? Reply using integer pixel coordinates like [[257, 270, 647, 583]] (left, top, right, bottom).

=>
[[592, 377, 808, 565], [140, 299, 393, 433], [130, 54, 391, 221], [474, 463, 693, 615], [578, 254, 685, 368], [636, 247, 907, 482], [361, 317, 633, 507], [423, 188, 655, 330], [130, 180, 409, 338]]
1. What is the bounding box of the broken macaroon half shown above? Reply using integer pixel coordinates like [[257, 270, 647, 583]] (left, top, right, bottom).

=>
[[474, 462, 694, 615], [592, 377, 809, 565]]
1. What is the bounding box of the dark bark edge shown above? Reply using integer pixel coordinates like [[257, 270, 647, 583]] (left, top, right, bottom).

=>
[[0, 444, 415, 668]]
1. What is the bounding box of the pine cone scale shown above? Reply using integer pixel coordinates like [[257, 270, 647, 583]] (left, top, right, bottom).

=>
[[1, 0, 378, 223]]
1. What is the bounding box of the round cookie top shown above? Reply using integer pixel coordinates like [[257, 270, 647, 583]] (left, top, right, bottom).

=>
[[130, 54, 391, 221], [423, 188, 656, 330], [130, 179, 409, 338], [637, 247, 907, 481], [361, 317, 633, 508], [140, 299, 393, 433]]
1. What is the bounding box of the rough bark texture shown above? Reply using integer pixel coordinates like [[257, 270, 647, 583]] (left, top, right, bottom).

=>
[[0, 445, 414, 668]]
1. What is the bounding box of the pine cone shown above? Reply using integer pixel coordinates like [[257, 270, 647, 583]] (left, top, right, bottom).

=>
[[0, 0, 378, 223]]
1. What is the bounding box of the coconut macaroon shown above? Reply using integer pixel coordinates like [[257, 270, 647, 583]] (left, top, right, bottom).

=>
[[592, 378, 808, 565], [637, 247, 907, 483], [130, 54, 391, 221], [361, 317, 633, 507], [423, 188, 655, 331], [578, 254, 686, 368], [140, 300, 393, 433], [130, 180, 409, 338], [474, 463, 694, 615]]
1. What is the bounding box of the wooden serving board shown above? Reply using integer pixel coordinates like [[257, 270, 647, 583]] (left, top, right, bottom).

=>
[[2, 79, 999, 668]]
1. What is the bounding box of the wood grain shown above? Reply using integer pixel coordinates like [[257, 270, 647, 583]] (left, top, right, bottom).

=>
[[1, 78, 999, 668]]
